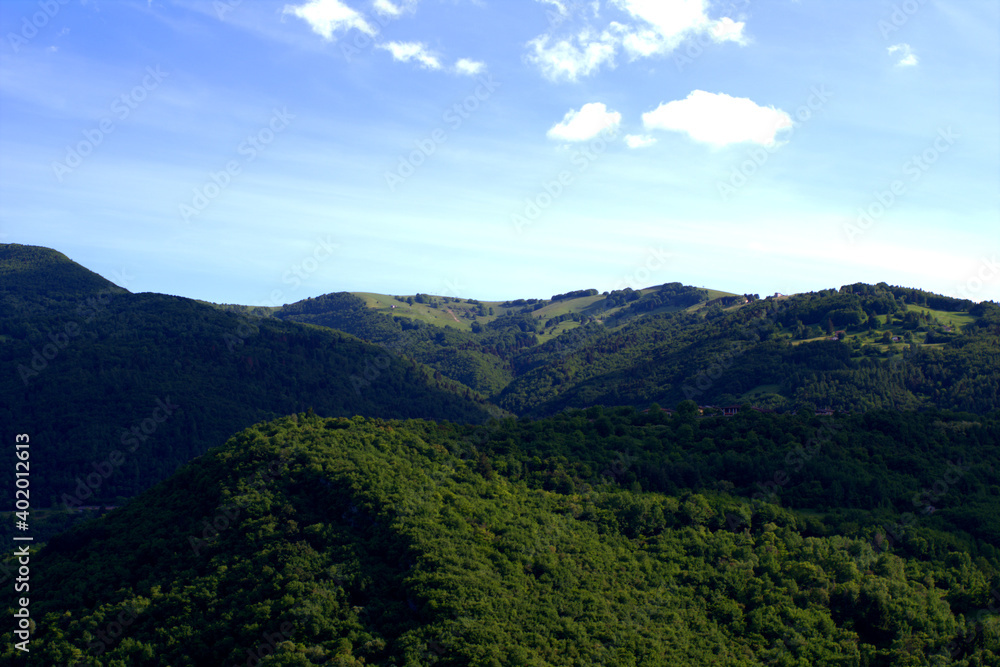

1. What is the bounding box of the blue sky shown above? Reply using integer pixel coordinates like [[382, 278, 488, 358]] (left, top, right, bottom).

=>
[[1, 0, 997, 305]]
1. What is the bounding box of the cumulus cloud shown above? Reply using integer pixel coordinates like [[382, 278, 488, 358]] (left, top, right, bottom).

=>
[[642, 90, 792, 147], [888, 43, 918, 67], [547, 102, 621, 141], [625, 134, 657, 148], [379, 41, 442, 69], [283, 0, 375, 40], [454, 58, 486, 76]]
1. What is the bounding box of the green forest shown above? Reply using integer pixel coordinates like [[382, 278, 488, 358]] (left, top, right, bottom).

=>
[[2, 243, 1000, 665], [8, 410, 1000, 665], [0, 246, 498, 508]]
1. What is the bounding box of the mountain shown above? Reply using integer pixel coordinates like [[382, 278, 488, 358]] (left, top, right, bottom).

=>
[[0, 244, 497, 508], [264, 282, 1000, 418], [12, 409, 1000, 665], [496, 286, 1000, 417], [4, 242, 998, 510], [3, 244, 1000, 664]]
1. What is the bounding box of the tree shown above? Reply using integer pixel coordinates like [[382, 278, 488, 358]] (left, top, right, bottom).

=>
[[676, 400, 699, 420]]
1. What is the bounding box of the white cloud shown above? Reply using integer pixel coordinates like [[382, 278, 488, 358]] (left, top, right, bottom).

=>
[[710, 16, 745, 43], [888, 43, 918, 67], [642, 90, 792, 147], [282, 0, 375, 40], [373, 0, 417, 16], [528, 0, 747, 80], [625, 134, 657, 148], [612, 0, 747, 50], [379, 41, 441, 69], [373, 0, 402, 16], [527, 29, 618, 81], [454, 58, 485, 76], [547, 102, 621, 141], [537, 0, 568, 15]]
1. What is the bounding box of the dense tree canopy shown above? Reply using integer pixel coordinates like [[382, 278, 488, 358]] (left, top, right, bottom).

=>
[[10, 410, 999, 665]]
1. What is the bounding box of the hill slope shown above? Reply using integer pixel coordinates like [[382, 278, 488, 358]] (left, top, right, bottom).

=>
[[0, 244, 495, 507], [13, 409, 1000, 665], [270, 281, 1000, 418], [496, 285, 1000, 416]]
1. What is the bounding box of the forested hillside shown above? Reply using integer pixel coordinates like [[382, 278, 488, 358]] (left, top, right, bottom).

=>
[[496, 286, 1000, 417], [264, 282, 1000, 419], [0, 245, 496, 507], [12, 409, 1000, 665], [4, 244, 999, 505]]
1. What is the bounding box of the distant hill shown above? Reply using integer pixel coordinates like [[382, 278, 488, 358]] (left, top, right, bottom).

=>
[[267, 283, 718, 397], [0, 244, 497, 508], [266, 282, 1000, 418], [497, 285, 1000, 416]]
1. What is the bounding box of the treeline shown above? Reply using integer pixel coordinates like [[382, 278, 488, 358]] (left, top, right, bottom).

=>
[[551, 288, 599, 301]]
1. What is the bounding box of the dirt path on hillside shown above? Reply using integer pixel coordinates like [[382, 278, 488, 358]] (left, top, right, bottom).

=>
[[445, 308, 461, 323]]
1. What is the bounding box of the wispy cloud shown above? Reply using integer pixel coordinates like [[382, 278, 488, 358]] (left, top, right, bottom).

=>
[[373, 0, 403, 16], [888, 43, 918, 67], [625, 134, 656, 148], [373, 0, 418, 17], [612, 0, 747, 57], [454, 58, 486, 76], [547, 102, 621, 141], [527, 29, 618, 81], [642, 90, 791, 147], [378, 41, 441, 69], [527, 0, 747, 80], [282, 0, 375, 40]]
